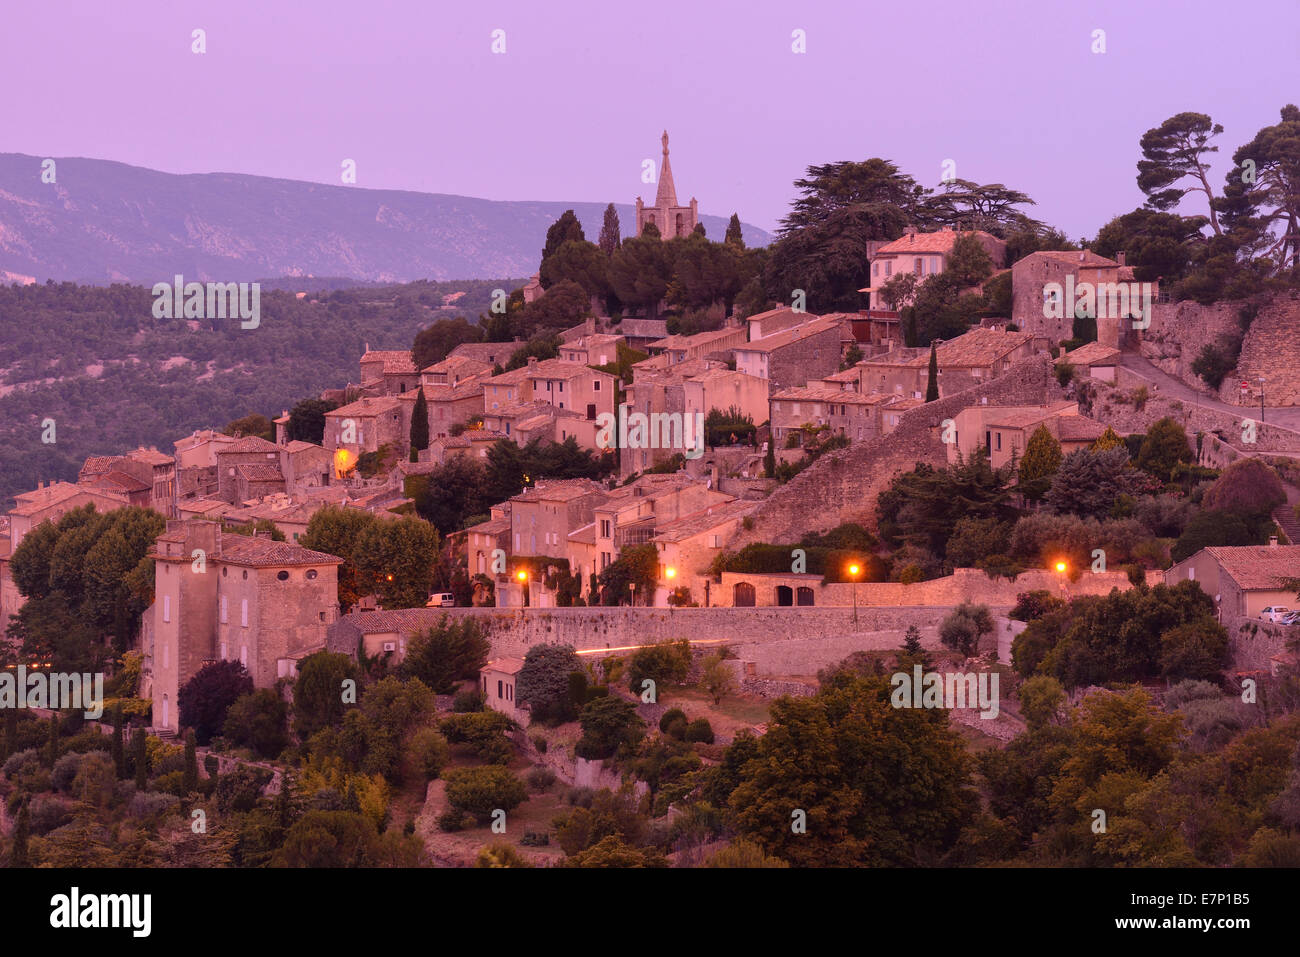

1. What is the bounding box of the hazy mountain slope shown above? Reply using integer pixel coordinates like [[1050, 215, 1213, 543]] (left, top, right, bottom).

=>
[[0, 153, 770, 284]]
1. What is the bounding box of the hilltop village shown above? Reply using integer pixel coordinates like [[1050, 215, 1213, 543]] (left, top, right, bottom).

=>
[[3, 126, 1300, 869]]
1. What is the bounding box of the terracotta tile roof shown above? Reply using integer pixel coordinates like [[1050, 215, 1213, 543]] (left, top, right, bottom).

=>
[[284, 440, 324, 454], [449, 342, 517, 366], [236, 463, 285, 482], [467, 516, 511, 536], [983, 404, 1073, 429], [525, 359, 607, 381], [649, 326, 747, 352], [128, 447, 174, 466], [80, 455, 128, 474], [610, 318, 668, 339], [735, 316, 842, 354], [1053, 415, 1108, 442], [424, 379, 485, 402], [1014, 249, 1117, 268], [567, 522, 596, 545], [217, 534, 343, 567], [874, 229, 1001, 256], [511, 479, 608, 504], [1061, 341, 1121, 366], [86, 470, 151, 493], [1204, 545, 1300, 591], [220, 436, 281, 454], [883, 396, 925, 411], [337, 607, 463, 635], [651, 499, 755, 543], [421, 354, 494, 377], [863, 329, 1035, 369], [179, 498, 232, 516], [483, 657, 526, 675], [10, 482, 127, 516], [361, 350, 417, 374]]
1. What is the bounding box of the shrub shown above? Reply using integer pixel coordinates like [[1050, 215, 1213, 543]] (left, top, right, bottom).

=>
[[658, 708, 687, 734], [440, 711, 513, 764], [576, 697, 645, 760], [685, 718, 715, 744], [520, 831, 550, 847], [516, 644, 583, 724], [626, 640, 691, 697], [531, 735, 548, 754], [128, 791, 180, 820], [437, 809, 472, 832], [401, 618, 490, 694], [404, 727, 450, 784], [223, 689, 289, 759], [214, 765, 272, 813], [452, 689, 485, 713], [27, 795, 73, 835], [526, 767, 557, 792], [443, 766, 528, 823], [51, 752, 84, 794], [178, 660, 254, 745], [939, 603, 994, 657]]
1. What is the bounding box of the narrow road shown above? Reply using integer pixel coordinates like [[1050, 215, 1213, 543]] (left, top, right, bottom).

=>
[[1119, 351, 1300, 434]]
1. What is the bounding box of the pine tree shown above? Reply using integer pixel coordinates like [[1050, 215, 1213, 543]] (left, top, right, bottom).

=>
[[925, 342, 939, 402], [598, 203, 621, 257], [10, 803, 29, 867], [183, 730, 199, 794], [543, 210, 585, 262], [1018, 424, 1064, 501], [1092, 426, 1125, 452], [133, 728, 148, 790], [409, 388, 429, 462], [903, 625, 923, 655], [725, 213, 745, 248], [111, 706, 126, 779]]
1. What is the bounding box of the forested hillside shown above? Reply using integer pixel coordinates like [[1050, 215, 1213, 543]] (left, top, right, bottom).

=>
[[0, 279, 522, 506]]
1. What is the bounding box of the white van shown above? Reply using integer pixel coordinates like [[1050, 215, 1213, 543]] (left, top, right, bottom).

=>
[[426, 593, 456, 608]]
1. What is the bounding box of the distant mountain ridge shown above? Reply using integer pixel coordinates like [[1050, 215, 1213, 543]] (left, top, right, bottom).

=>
[[0, 153, 771, 285]]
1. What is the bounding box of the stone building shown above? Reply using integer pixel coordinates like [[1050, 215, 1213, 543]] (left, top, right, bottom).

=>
[[1164, 543, 1300, 621], [480, 658, 527, 722], [147, 521, 342, 733], [864, 228, 1008, 310], [1010, 250, 1148, 346], [650, 498, 758, 606], [769, 386, 894, 447], [733, 316, 847, 390], [322, 396, 410, 466], [944, 400, 1106, 468], [359, 349, 421, 393], [855, 327, 1038, 399], [635, 131, 698, 240], [215, 436, 285, 504]]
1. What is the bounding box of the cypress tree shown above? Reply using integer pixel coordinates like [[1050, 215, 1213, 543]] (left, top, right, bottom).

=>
[[2, 709, 16, 762], [183, 730, 199, 794], [45, 714, 59, 767], [903, 625, 923, 655], [925, 341, 940, 402], [725, 213, 745, 248], [598, 203, 622, 257], [764, 433, 777, 478], [409, 388, 429, 461], [10, 804, 29, 867], [133, 728, 148, 790], [111, 706, 126, 779]]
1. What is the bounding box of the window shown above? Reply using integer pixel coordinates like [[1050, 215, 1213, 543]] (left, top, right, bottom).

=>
[[220, 596, 228, 623], [885, 261, 892, 277], [558, 381, 564, 393], [240, 646, 247, 666], [873, 262, 879, 277], [277, 570, 289, 581], [593, 379, 600, 391], [497, 680, 504, 699], [163, 595, 171, 623], [600, 520, 611, 537], [996, 432, 1002, 451], [306, 569, 317, 580], [915, 257, 924, 275], [241, 599, 249, 628]]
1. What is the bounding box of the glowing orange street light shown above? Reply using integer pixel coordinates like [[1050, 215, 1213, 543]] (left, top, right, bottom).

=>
[[516, 570, 527, 581], [665, 567, 676, 579], [848, 562, 862, 623], [1055, 561, 1067, 573]]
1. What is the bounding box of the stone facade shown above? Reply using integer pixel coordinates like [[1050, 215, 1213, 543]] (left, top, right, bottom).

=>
[[148, 520, 342, 733]]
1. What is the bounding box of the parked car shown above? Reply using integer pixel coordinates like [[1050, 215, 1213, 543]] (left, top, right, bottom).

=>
[[1280, 611, 1300, 627], [426, 592, 456, 608], [1259, 606, 1292, 623]]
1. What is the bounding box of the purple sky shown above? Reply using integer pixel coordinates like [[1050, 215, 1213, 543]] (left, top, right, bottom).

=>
[[5, 0, 1297, 238]]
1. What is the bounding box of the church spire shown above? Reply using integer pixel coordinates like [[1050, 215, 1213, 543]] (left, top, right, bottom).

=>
[[654, 129, 678, 209]]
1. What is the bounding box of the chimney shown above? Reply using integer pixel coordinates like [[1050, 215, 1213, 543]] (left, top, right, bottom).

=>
[[527, 356, 538, 367], [1117, 251, 1126, 267], [1078, 252, 1084, 262], [1269, 535, 1279, 547]]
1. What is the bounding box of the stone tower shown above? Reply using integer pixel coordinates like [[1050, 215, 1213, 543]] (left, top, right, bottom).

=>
[[635, 131, 699, 240]]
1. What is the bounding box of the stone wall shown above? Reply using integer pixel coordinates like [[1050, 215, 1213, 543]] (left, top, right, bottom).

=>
[[1224, 614, 1296, 673], [1140, 300, 1240, 389], [729, 354, 1066, 546], [713, 567, 1155, 607]]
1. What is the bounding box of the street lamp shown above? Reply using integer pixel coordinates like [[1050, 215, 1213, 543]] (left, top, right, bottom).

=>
[[630, 582, 637, 607], [1258, 376, 1266, 425], [516, 568, 528, 608], [848, 563, 861, 624]]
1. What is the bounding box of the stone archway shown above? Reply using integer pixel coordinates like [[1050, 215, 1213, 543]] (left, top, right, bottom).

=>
[[734, 582, 756, 607], [775, 585, 794, 606], [797, 586, 815, 606]]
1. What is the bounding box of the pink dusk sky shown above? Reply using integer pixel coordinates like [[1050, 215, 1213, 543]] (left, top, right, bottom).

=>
[[3, 0, 1297, 238]]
